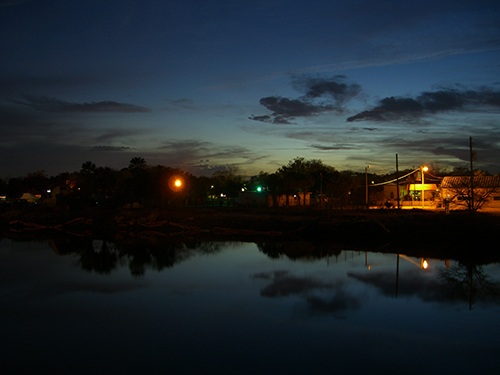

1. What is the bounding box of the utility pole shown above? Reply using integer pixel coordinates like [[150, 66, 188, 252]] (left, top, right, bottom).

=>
[[320, 172, 323, 207], [470, 137, 475, 211], [365, 165, 370, 209], [396, 154, 400, 209]]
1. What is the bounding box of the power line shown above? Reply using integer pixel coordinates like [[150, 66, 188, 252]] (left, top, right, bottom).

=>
[[369, 168, 420, 186]]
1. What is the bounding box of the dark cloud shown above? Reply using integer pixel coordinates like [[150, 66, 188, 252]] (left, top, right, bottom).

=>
[[309, 143, 357, 151], [293, 75, 362, 103], [90, 146, 132, 152], [250, 76, 362, 125], [249, 96, 333, 125], [347, 97, 424, 122], [16, 95, 151, 113], [247, 114, 275, 123], [347, 86, 500, 122]]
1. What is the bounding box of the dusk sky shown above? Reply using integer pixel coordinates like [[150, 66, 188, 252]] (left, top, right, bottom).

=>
[[2, 0, 500, 178]]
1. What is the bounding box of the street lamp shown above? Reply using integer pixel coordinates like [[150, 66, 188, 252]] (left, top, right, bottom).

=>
[[168, 175, 184, 192], [365, 165, 370, 209], [421, 166, 428, 207]]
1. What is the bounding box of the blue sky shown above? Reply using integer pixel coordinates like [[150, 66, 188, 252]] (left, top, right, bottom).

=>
[[1, 0, 500, 177]]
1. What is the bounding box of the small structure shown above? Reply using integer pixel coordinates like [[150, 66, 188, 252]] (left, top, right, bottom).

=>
[[382, 183, 439, 208], [20, 193, 40, 203], [239, 191, 312, 207], [405, 183, 439, 207], [268, 192, 312, 207], [441, 176, 500, 211]]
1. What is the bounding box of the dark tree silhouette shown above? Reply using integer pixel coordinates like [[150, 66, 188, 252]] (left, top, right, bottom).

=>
[[439, 262, 500, 310]]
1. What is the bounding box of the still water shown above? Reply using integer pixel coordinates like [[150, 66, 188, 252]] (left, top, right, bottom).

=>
[[1, 238, 499, 375]]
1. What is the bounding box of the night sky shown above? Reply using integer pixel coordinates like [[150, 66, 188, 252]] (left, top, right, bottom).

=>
[[2, 0, 500, 178]]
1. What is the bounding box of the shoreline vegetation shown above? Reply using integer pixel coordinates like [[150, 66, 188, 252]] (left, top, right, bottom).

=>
[[1, 206, 499, 264]]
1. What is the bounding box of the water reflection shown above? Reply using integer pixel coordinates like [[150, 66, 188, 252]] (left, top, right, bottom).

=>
[[439, 262, 500, 310], [252, 270, 363, 318], [7, 235, 500, 310], [256, 241, 342, 260], [1, 236, 500, 374], [47, 236, 225, 276], [348, 253, 500, 310]]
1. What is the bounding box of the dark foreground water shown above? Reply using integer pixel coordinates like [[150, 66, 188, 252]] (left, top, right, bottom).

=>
[[1, 238, 499, 375]]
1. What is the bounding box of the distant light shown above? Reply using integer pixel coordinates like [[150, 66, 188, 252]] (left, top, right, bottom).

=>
[[257, 186, 262, 192], [422, 166, 429, 172], [168, 176, 184, 191], [421, 259, 429, 269]]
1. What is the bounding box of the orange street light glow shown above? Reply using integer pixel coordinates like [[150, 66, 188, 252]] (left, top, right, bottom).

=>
[[168, 176, 184, 191]]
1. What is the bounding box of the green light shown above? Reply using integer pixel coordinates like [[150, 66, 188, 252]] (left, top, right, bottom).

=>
[[257, 186, 262, 192]]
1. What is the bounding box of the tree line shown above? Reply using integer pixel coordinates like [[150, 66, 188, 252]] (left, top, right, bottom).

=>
[[0, 157, 490, 210]]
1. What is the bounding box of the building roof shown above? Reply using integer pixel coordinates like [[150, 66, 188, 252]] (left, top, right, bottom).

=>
[[441, 176, 500, 189]]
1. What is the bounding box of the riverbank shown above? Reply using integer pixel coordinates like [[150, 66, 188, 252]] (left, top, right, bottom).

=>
[[1, 206, 499, 263]]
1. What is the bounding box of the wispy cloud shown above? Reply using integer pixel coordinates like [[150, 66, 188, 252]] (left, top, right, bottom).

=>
[[155, 139, 265, 176], [16, 95, 151, 113], [93, 129, 147, 143], [162, 98, 196, 111]]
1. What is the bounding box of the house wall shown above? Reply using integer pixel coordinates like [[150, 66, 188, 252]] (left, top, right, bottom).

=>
[[441, 187, 500, 210]]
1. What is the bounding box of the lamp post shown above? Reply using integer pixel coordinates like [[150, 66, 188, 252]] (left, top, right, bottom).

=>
[[365, 165, 370, 209], [421, 166, 428, 207]]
